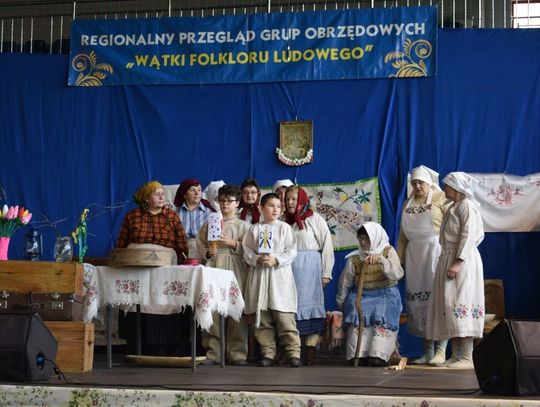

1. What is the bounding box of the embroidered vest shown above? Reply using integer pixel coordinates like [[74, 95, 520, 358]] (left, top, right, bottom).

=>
[[351, 246, 396, 290]]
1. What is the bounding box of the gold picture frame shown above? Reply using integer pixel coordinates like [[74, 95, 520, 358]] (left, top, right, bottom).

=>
[[277, 120, 313, 166]]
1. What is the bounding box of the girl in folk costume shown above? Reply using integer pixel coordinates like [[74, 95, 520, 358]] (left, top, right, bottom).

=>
[[174, 178, 216, 260], [273, 179, 294, 219], [284, 186, 334, 365], [397, 165, 450, 365], [336, 222, 404, 367], [426, 172, 485, 369], [238, 178, 262, 224]]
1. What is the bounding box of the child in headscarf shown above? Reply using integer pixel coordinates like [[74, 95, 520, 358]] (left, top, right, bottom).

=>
[[336, 222, 404, 367], [284, 185, 334, 365], [238, 178, 261, 224]]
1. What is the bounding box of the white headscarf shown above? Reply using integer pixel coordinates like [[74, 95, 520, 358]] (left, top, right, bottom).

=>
[[345, 221, 390, 259], [272, 179, 294, 193], [202, 180, 226, 212], [406, 165, 441, 197], [442, 172, 480, 206]]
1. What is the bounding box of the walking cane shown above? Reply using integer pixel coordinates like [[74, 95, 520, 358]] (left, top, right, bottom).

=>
[[353, 263, 365, 367]]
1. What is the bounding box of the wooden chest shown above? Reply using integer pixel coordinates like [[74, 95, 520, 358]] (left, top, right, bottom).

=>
[[0, 292, 83, 321], [0, 260, 83, 295], [0, 261, 84, 321], [45, 321, 95, 372]]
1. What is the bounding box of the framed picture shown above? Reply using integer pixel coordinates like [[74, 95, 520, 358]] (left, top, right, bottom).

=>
[[277, 120, 313, 166]]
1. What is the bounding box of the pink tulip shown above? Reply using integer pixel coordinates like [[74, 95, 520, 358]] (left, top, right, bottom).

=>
[[5, 206, 15, 220], [21, 213, 32, 224]]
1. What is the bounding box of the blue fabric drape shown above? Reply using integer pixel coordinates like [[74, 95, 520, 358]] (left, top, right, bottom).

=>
[[2, 29, 540, 356]]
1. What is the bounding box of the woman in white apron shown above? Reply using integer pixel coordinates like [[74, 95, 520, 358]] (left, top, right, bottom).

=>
[[426, 172, 485, 369], [398, 166, 449, 364]]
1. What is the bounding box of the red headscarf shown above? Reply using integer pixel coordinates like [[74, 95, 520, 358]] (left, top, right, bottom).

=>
[[239, 179, 261, 224], [284, 187, 313, 230], [173, 178, 215, 211]]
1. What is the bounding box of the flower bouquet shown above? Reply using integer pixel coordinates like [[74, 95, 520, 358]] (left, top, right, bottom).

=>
[[0, 205, 33, 260]]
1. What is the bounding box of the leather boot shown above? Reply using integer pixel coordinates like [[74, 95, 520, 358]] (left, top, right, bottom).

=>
[[445, 337, 474, 369], [428, 339, 448, 365], [410, 339, 434, 365]]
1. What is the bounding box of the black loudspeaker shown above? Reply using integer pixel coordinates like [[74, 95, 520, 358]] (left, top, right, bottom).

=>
[[473, 319, 540, 396], [0, 313, 57, 381]]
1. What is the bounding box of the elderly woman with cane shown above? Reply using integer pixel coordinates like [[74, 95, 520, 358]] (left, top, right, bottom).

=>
[[336, 222, 404, 367]]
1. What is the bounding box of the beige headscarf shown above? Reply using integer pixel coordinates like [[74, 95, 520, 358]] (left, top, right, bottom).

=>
[[133, 180, 163, 210], [442, 172, 480, 206], [407, 165, 441, 197]]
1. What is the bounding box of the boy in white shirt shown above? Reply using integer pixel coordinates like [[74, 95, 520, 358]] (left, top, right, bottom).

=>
[[242, 193, 302, 367]]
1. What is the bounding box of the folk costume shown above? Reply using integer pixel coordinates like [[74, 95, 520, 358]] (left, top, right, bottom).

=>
[[242, 220, 301, 361], [238, 179, 262, 225], [284, 187, 334, 359], [426, 172, 485, 369], [397, 165, 449, 364], [174, 178, 215, 260], [117, 181, 191, 356], [197, 217, 250, 364], [337, 222, 403, 363]]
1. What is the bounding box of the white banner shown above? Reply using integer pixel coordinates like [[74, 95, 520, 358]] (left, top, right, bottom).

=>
[[470, 172, 540, 232], [165, 178, 381, 251]]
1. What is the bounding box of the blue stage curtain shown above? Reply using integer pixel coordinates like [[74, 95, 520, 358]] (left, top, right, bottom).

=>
[[2, 29, 540, 356]]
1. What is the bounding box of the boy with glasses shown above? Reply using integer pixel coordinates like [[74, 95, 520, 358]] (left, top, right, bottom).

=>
[[197, 184, 250, 365]]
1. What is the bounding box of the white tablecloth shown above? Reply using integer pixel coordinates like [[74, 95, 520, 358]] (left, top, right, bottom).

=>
[[82, 263, 244, 331]]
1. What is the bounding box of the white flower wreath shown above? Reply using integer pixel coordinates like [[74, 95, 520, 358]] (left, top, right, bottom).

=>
[[275, 147, 313, 166]]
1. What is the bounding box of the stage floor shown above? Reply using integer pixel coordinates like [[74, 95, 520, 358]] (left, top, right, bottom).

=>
[[1, 351, 540, 407]]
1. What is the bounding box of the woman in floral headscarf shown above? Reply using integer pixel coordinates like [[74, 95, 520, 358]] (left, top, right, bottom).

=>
[[336, 222, 403, 367], [397, 165, 449, 365], [116, 180, 190, 356], [284, 185, 334, 365], [426, 172, 485, 369]]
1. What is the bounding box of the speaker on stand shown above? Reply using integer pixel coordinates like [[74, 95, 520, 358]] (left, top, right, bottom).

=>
[[0, 313, 57, 381], [473, 319, 540, 396]]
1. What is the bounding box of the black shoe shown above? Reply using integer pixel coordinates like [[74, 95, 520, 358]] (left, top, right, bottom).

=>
[[289, 357, 302, 368], [349, 357, 369, 366], [369, 357, 389, 367], [199, 358, 218, 365], [230, 359, 248, 366], [259, 357, 274, 367]]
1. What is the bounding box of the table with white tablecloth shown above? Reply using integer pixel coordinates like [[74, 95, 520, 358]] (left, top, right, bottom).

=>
[[82, 263, 244, 370]]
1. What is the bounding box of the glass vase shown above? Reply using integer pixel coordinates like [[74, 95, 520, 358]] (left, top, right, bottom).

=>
[[54, 236, 73, 262], [22, 229, 43, 261]]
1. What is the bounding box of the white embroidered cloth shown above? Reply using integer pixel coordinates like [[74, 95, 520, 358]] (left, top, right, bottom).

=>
[[82, 263, 244, 331], [470, 172, 540, 232]]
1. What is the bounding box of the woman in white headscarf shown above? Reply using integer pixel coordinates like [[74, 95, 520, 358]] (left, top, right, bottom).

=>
[[336, 222, 403, 367], [397, 165, 449, 365], [426, 172, 485, 369]]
